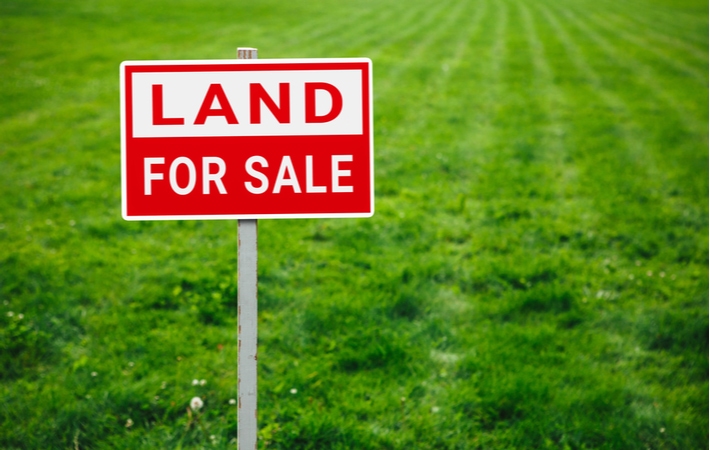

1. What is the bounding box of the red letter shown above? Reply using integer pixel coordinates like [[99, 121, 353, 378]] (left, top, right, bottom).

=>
[[305, 82, 343, 123], [250, 83, 290, 124], [194, 84, 238, 125], [152, 85, 184, 125]]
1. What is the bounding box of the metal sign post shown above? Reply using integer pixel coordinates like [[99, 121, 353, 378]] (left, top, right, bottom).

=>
[[237, 46, 259, 450]]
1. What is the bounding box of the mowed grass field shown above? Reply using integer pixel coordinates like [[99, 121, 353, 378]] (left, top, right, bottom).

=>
[[1, 0, 707, 448]]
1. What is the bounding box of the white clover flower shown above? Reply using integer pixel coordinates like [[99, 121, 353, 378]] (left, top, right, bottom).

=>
[[161, 381, 167, 389], [190, 396, 204, 411], [192, 379, 199, 386], [200, 379, 206, 386], [290, 388, 297, 395], [7, 311, 13, 317], [91, 371, 98, 377], [125, 418, 133, 428], [17, 313, 23, 320], [229, 399, 237, 405], [431, 406, 440, 413], [128, 361, 134, 367]]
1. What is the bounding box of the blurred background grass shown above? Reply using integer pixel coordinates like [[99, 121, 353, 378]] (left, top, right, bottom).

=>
[[0, 0, 707, 448]]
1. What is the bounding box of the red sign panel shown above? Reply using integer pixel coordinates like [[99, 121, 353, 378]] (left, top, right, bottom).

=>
[[120, 59, 373, 220]]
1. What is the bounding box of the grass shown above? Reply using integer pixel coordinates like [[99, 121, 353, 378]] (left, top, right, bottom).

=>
[[0, 0, 707, 448]]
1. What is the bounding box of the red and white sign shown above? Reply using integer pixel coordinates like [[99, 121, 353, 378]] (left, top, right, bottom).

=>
[[120, 58, 373, 220]]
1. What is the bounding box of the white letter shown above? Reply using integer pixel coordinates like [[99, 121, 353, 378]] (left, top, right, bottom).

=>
[[169, 157, 196, 195], [332, 155, 353, 193], [273, 156, 301, 194], [245, 156, 269, 194], [306, 155, 326, 193], [202, 157, 227, 194], [144, 157, 165, 195]]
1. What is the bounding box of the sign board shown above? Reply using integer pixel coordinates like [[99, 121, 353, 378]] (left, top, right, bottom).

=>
[[120, 58, 373, 220]]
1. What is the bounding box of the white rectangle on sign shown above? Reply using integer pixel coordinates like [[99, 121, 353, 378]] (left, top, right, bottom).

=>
[[131, 68, 363, 138]]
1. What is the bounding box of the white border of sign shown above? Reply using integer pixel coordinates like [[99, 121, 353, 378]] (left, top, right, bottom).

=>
[[120, 58, 374, 221]]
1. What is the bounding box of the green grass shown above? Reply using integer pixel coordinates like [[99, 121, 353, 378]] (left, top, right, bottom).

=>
[[1, 0, 707, 448]]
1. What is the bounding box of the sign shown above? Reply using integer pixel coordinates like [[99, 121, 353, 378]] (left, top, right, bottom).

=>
[[120, 58, 373, 220]]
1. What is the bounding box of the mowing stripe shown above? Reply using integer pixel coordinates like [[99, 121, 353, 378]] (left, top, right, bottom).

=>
[[372, 0, 486, 157], [265, 0, 433, 58], [383, 0, 490, 113], [482, 0, 564, 187], [442, 0, 597, 260], [435, 0, 507, 155], [417, 0, 505, 179], [374, 0, 476, 99], [488, 0, 508, 100], [273, 3, 399, 53], [518, 1, 579, 191], [610, 0, 707, 23], [375, 0, 491, 167], [290, 3, 415, 55], [552, 4, 707, 85], [535, 3, 665, 187], [589, 9, 708, 64], [533, 2, 700, 220], [352, 0, 457, 61], [309, 0, 440, 56], [407, 0, 493, 150], [547, 3, 707, 135], [584, 0, 709, 46]]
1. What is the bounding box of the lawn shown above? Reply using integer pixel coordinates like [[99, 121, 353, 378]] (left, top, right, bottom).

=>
[[0, 0, 707, 448]]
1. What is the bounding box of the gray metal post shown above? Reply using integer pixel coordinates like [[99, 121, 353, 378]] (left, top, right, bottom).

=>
[[237, 46, 258, 450]]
